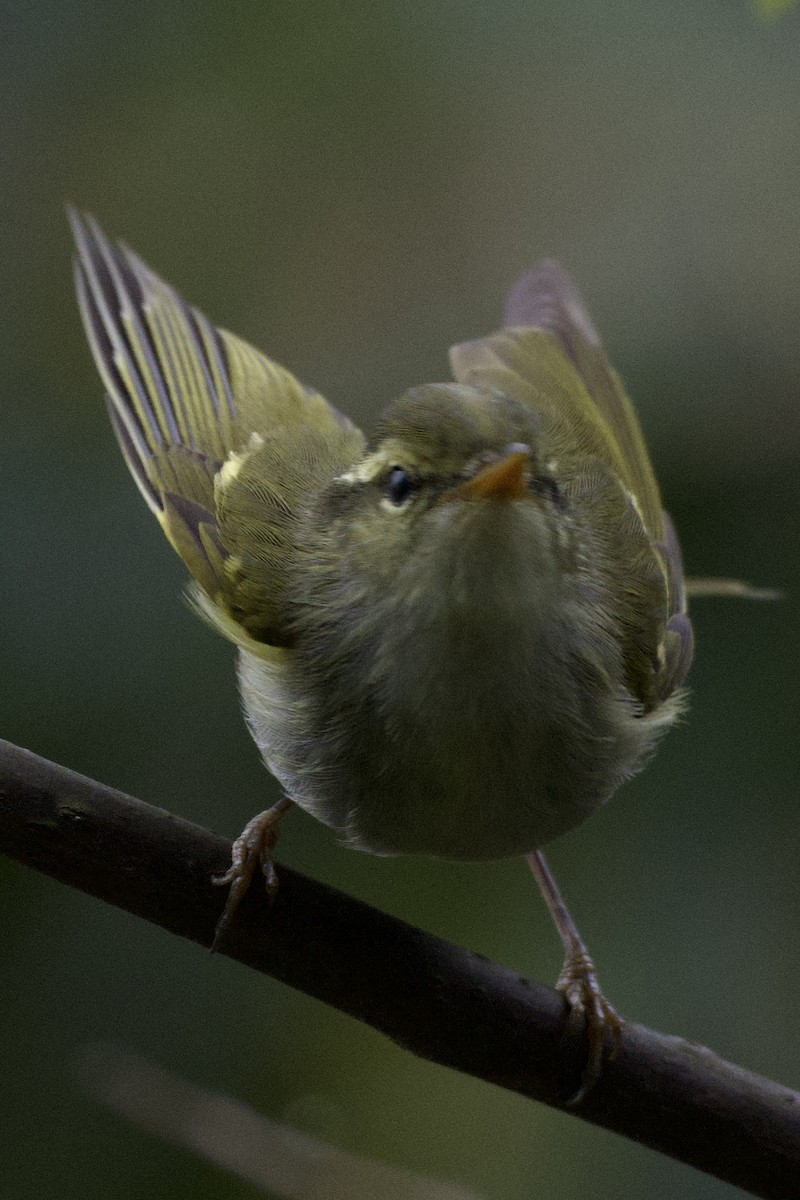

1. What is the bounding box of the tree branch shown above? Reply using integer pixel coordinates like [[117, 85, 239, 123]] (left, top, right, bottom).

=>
[[1, 737, 798, 1199]]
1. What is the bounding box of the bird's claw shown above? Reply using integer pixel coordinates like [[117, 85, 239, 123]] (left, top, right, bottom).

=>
[[211, 801, 290, 951], [556, 945, 623, 1107]]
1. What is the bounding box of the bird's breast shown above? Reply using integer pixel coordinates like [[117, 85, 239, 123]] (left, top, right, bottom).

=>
[[239, 503, 654, 860]]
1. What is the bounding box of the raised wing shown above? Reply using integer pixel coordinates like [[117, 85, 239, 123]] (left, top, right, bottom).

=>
[[450, 261, 692, 706], [71, 211, 365, 645]]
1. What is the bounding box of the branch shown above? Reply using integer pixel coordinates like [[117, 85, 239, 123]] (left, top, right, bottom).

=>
[[1, 738, 798, 1199]]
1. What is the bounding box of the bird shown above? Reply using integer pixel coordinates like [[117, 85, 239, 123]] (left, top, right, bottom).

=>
[[70, 210, 697, 1102]]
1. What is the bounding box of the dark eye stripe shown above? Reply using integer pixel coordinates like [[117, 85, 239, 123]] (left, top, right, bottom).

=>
[[530, 475, 567, 510]]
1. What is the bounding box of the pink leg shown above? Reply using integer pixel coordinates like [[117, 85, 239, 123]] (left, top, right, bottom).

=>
[[527, 850, 623, 1104], [212, 798, 294, 950]]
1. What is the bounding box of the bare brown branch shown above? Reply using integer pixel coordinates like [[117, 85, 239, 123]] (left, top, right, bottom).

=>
[[1, 737, 799, 1199]]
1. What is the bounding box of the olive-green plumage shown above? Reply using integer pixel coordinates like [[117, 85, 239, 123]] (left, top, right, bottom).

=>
[[71, 212, 692, 862], [71, 212, 364, 645]]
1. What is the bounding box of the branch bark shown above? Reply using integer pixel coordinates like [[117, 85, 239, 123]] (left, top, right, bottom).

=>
[[1, 737, 798, 1199]]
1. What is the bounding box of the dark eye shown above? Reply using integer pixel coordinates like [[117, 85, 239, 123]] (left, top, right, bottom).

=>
[[385, 466, 415, 506]]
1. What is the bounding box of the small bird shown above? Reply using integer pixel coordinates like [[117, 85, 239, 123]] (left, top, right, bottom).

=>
[[71, 212, 696, 1101]]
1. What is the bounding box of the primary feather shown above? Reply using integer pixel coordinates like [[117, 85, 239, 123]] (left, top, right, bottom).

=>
[[71, 210, 365, 644]]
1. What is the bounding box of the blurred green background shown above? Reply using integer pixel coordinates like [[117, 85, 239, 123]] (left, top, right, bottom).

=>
[[2, 2, 799, 1197]]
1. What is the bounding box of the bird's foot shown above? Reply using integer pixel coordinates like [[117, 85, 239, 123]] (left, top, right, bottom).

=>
[[211, 798, 293, 951], [556, 943, 623, 1106]]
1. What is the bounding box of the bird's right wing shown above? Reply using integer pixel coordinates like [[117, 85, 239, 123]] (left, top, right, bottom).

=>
[[71, 212, 365, 646]]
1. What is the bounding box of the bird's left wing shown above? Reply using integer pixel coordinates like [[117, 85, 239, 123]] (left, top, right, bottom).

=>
[[450, 262, 692, 706]]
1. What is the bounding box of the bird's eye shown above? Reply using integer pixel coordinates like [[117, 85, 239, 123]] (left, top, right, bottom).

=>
[[385, 466, 415, 506]]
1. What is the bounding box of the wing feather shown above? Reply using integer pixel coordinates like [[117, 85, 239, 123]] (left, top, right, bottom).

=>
[[451, 260, 692, 705], [71, 210, 365, 645]]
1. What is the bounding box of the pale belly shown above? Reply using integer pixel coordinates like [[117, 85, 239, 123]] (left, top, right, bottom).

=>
[[237, 642, 651, 861]]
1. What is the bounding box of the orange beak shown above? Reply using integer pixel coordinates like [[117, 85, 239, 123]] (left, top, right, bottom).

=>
[[446, 448, 530, 502]]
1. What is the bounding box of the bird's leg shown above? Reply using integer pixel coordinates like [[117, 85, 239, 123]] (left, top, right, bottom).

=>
[[211, 797, 294, 950], [527, 849, 622, 1106]]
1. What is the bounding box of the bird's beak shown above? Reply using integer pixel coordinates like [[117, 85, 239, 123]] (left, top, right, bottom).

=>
[[445, 447, 530, 503]]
